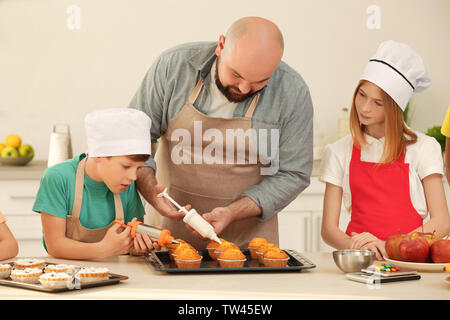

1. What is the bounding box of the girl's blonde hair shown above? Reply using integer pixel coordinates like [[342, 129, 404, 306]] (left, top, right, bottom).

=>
[[349, 80, 417, 164]]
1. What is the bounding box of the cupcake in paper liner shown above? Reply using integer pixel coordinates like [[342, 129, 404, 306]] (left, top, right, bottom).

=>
[[75, 267, 109, 283], [45, 264, 79, 275], [39, 272, 73, 288], [217, 248, 247, 268], [10, 268, 43, 284], [0, 264, 12, 279], [13, 258, 45, 270]]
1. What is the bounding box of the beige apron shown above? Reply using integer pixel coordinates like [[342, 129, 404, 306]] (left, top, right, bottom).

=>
[[65, 157, 124, 243], [146, 78, 279, 249]]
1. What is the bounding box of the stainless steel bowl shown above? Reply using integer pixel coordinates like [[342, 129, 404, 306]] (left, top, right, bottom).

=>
[[333, 250, 376, 273]]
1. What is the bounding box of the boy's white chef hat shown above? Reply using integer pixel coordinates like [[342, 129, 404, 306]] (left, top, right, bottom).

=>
[[361, 40, 431, 111], [85, 108, 151, 157]]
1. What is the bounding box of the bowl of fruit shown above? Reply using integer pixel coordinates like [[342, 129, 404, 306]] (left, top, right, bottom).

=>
[[0, 134, 34, 166]]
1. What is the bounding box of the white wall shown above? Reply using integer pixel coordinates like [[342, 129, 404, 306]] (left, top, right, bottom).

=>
[[0, 0, 449, 161]]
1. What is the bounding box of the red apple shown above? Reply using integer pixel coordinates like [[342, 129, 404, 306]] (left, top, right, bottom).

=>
[[399, 235, 430, 263], [385, 233, 409, 260], [430, 239, 450, 263]]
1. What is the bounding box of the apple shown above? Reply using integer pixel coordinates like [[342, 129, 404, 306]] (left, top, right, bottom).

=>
[[1, 146, 19, 157], [385, 232, 409, 260], [0, 142, 5, 154], [411, 231, 440, 246], [430, 239, 450, 263], [399, 235, 430, 263], [18, 144, 34, 158]]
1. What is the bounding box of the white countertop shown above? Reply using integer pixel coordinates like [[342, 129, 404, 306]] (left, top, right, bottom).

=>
[[1, 252, 448, 300]]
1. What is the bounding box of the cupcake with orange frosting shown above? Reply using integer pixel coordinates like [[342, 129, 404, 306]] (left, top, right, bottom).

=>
[[206, 238, 226, 260], [214, 241, 240, 260], [175, 248, 203, 269], [217, 248, 247, 268], [248, 237, 269, 259], [255, 243, 278, 264], [262, 248, 289, 267], [167, 239, 187, 261], [171, 242, 196, 261]]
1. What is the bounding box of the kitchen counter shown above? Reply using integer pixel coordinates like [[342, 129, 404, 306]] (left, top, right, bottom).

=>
[[1, 252, 448, 300], [0, 160, 47, 180]]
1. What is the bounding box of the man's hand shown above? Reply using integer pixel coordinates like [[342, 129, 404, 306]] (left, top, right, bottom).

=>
[[151, 184, 191, 221]]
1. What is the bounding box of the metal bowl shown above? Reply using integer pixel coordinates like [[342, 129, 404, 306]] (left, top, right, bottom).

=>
[[333, 249, 376, 273]]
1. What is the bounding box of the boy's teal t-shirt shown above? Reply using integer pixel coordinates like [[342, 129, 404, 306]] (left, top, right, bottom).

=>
[[32, 153, 146, 250]]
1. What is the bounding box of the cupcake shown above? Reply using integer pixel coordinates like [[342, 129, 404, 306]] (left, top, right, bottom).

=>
[[171, 242, 196, 261], [0, 264, 12, 279], [217, 248, 247, 268], [248, 237, 269, 259], [10, 268, 42, 284], [175, 248, 203, 269], [255, 243, 278, 264], [214, 241, 240, 260], [45, 264, 78, 275], [206, 238, 225, 260], [167, 239, 187, 261], [14, 258, 45, 270], [75, 267, 109, 283], [263, 248, 289, 267], [39, 272, 72, 288]]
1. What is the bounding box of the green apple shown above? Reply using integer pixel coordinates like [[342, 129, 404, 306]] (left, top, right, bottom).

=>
[[18, 144, 34, 157], [1, 146, 19, 157]]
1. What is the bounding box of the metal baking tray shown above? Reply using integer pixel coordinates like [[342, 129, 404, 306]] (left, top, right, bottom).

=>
[[146, 249, 316, 273], [0, 262, 128, 293]]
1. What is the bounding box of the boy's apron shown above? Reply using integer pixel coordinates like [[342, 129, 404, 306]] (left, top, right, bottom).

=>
[[346, 144, 423, 240], [65, 157, 124, 243], [146, 78, 278, 249]]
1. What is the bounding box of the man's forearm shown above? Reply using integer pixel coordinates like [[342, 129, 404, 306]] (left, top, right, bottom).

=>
[[136, 166, 158, 205], [227, 197, 262, 222]]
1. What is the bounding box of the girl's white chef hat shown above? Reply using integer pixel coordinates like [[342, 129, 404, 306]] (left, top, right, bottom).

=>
[[361, 40, 431, 111], [85, 108, 151, 157]]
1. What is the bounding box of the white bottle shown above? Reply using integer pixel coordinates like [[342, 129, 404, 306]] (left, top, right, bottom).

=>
[[183, 209, 222, 244], [338, 107, 350, 138]]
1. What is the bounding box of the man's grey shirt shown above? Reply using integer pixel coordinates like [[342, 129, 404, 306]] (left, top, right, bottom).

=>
[[128, 42, 314, 220]]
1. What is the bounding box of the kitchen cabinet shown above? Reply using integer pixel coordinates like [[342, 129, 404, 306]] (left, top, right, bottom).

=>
[[0, 161, 46, 240]]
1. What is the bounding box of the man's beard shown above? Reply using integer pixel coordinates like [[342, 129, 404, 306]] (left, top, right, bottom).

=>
[[215, 58, 254, 103]]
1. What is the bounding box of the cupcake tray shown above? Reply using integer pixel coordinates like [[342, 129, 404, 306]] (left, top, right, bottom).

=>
[[0, 262, 128, 293], [145, 249, 316, 273]]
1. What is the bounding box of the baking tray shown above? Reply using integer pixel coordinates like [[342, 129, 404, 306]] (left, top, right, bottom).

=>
[[0, 262, 128, 293], [146, 249, 316, 273]]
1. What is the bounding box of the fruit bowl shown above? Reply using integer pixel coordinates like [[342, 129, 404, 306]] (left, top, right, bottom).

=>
[[0, 156, 34, 166], [333, 249, 376, 273]]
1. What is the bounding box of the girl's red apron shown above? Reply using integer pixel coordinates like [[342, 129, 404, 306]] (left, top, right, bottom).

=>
[[346, 144, 423, 240]]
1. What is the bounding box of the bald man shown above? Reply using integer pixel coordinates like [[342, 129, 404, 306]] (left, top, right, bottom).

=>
[[129, 17, 314, 249]]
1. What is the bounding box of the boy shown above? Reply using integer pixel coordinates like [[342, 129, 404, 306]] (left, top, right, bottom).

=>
[[33, 108, 159, 259], [0, 210, 19, 260]]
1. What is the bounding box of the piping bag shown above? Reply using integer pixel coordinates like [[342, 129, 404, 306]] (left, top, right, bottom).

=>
[[113, 219, 180, 247], [157, 187, 222, 244]]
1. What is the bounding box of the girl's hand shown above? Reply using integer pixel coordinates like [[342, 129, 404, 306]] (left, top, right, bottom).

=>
[[360, 240, 387, 261], [350, 232, 386, 260]]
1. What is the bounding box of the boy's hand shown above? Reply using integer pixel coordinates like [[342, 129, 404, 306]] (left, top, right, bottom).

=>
[[128, 218, 161, 255], [100, 223, 133, 257]]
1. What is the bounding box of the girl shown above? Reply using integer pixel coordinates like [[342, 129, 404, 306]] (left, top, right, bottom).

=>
[[33, 108, 160, 259], [320, 40, 450, 260], [0, 210, 19, 260]]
